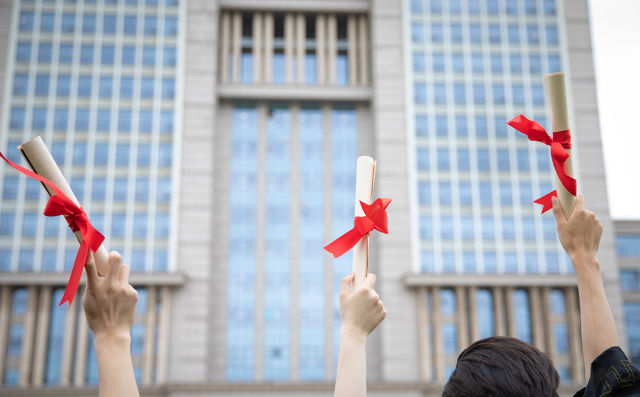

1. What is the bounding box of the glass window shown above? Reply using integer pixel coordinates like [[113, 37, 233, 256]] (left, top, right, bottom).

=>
[[527, 25, 540, 44], [546, 26, 558, 45], [457, 148, 469, 170], [411, 22, 424, 43], [431, 23, 443, 42], [59, 43, 73, 63], [97, 108, 110, 132], [468, 0, 480, 14], [83, 14, 97, 33], [621, 270, 640, 291], [430, 0, 442, 13], [10, 107, 26, 130], [165, 16, 178, 36], [411, 0, 423, 13], [135, 178, 149, 201], [94, 143, 109, 166], [461, 217, 474, 241], [546, 252, 559, 273], [432, 53, 445, 72], [418, 181, 431, 204], [56, 74, 71, 97], [35, 74, 50, 96], [54, 108, 68, 131], [31, 108, 47, 130], [118, 110, 132, 132], [38, 43, 53, 63], [520, 182, 532, 205], [415, 115, 427, 137], [164, 46, 177, 67], [437, 148, 449, 170], [40, 12, 54, 32], [421, 251, 434, 273], [616, 236, 640, 257], [625, 302, 640, 366], [481, 216, 494, 240], [158, 143, 172, 166], [497, 149, 510, 171], [512, 84, 525, 106], [439, 182, 451, 205], [141, 77, 154, 98], [162, 77, 174, 99], [155, 212, 170, 238], [124, 15, 137, 34], [510, 54, 522, 74], [75, 108, 90, 131], [20, 11, 35, 32], [442, 251, 455, 272], [449, 0, 461, 13], [487, 0, 499, 14], [530, 54, 542, 73], [436, 115, 447, 136], [120, 76, 134, 98], [517, 149, 530, 171], [488, 25, 500, 43], [506, 1, 518, 15], [61, 13, 75, 33], [13, 73, 28, 96], [476, 289, 494, 336], [144, 15, 157, 35], [473, 83, 485, 104], [469, 24, 481, 43], [102, 45, 115, 65], [479, 182, 492, 205], [434, 83, 446, 104], [532, 84, 544, 105], [17, 42, 31, 62], [160, 110, 173, 133], [113, 177, 128, 201], [522, 217, 535, 240], [143, 46, 156, 66], [139, 110, 153, 132], [494, 115, 507, 137], [548, 54, 561, 73], [502, 216, 515, 240], [454, 84, 465, 105], [492, 83, 505, 104], [513, 289, 532, 343], [463, 251, 475, 272], [73, 142, 87, 165], [477, 149, 489, 171], [122, 46, 136, 65], [450, 23, 462, 43], [490, 54, 502, 73], [441, 216, 454, 240], [452, 53, 464, 73], [471, 53, 483, 73], [78, 75, 92, 97], [525, 0, 537, 14], [111, 213, 126, 237], [544, 0, 556, 15], [133, 213, 148, 237], [475, 116, 487, 137], [420, 216, 432, 239], [80, 44, 94, 64], [99, 76, 113, 98], [103, 14, 117, 34], [157, 177, 172, 202]]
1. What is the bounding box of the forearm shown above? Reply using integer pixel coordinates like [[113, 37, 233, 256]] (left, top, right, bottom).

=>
[[95, 332, 140, 397], [572, 253, 619, 379], [334, 328, 367, 397]]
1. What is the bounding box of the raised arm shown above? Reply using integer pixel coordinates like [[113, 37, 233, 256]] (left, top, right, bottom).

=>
[[334, 273, 386, 397], [552, 195, 619, 379], [82, 252, 140, 397]]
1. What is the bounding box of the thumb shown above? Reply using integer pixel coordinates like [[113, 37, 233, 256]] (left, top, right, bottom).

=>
[[84, 252, 99, 287], [361, 273, 377, 290], [340, 273, 354, 295], [551, 196, 566, 225]]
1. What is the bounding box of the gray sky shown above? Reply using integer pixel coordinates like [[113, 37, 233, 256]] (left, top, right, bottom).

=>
[[589, 0, 640, 219]]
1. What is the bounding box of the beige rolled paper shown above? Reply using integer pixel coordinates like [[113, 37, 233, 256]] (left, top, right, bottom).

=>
[[352, 156, 376, 288], [544, 72, 576, 217], [18, 136, 109, 275]]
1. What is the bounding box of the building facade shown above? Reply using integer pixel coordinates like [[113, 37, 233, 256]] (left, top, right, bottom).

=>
[[0, 0, 629, 396], [615, 221, 640, 368]]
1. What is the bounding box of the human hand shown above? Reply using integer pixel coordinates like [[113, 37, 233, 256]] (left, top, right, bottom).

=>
[[552, 195, 603, 265], [339, 273, 386, 340], [83, 251, 138, 342]]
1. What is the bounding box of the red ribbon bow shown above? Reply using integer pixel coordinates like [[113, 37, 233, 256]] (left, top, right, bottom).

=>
[[0, 152, 104, 306], [507, 114, 577, 213], [324, 198, 391, 258]]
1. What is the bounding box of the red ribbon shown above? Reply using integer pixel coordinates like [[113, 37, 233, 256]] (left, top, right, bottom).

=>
[[324, 198, 391, 258], [507, 114, 577, 213], [0, 152, 104, 306]]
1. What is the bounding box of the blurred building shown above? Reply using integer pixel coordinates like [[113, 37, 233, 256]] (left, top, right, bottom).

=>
[[0, 0, 631, 396]]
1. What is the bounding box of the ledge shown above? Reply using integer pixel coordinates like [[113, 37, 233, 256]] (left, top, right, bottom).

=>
[[219, 0, 370, 13], [403, 272, 578, 288], [217, 83, 372, 102], [0, 272, 187, 287]]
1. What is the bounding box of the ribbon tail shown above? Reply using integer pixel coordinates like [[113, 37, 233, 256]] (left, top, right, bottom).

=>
[[59, 242, 89, 306], [534, 191, 558, 214], [324, 228, 365, 258]]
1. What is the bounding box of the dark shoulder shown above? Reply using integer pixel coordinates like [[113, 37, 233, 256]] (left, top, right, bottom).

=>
[[574, 347, 640, 397]]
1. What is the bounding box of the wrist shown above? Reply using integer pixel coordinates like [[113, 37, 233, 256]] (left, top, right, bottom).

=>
[[569, 251, 601, 274], [340, 325, 368, 344], [94, 329, 131, 348]]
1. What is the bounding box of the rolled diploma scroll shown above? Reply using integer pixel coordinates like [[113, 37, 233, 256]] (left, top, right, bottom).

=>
[[19, 136, 109, 275], [352, 156, 376, 288], [544, 72, 576, 217]]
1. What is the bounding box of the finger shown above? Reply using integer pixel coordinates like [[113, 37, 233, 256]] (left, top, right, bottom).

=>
[[118, 263, 131, 285], [84, 252, 99, 287], [106, 251, 122, 282], [362, 273, 377, 290], [551, 196, 566, 224], [575, 195, 585, 210], [340, 273, 354, 295]]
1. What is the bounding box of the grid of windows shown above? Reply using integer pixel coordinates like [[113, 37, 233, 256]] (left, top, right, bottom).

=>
[[226, 103, 357, 380], [1, 0, 181, 274], [411, 0, 569, 275]]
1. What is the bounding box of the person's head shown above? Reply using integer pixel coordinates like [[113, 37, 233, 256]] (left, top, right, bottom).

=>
[[442, 336, 559, 397]]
